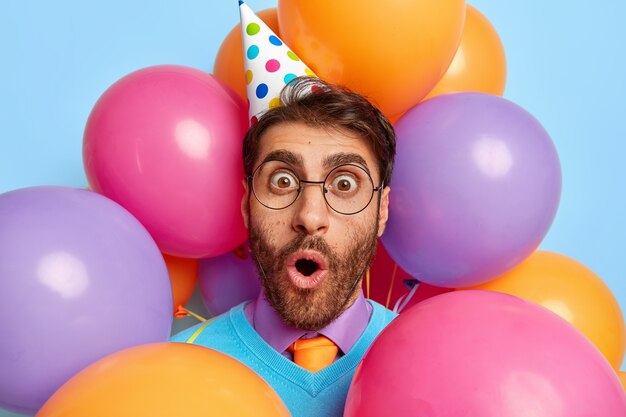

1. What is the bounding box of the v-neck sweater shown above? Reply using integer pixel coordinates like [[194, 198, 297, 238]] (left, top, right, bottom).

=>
[[170, 300, 396, 417]]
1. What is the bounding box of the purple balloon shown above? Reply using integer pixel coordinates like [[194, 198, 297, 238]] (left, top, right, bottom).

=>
[[0, 187, 172, 415], [382, 93, 561, 288], [198, 249, 260, 316]]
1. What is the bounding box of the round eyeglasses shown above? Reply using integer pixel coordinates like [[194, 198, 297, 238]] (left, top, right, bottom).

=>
[[249, 160, 383, 215]]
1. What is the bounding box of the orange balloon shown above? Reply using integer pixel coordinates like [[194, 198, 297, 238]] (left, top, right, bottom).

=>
[[388, 112, 404, 125], [423, 5, 506, 100], [213, 8, 279, 101], [618, 371, 626, 391], [163, 254, 199, 316], [465, 250, 626, 369], [37, 343, 291, 417], [277, 0, 466, 118]]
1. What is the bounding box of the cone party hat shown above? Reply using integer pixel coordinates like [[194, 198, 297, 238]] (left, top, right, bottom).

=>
[[239, 0, 316, 125]]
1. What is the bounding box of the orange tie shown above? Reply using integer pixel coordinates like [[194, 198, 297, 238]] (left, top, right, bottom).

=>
[[288, 336, 339, 372]]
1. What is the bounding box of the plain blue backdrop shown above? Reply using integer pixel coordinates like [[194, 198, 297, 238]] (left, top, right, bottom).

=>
[[1, 1, 625, 415]]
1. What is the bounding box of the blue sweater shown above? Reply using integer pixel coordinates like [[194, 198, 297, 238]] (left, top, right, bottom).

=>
[[170, 300, 396, 417]]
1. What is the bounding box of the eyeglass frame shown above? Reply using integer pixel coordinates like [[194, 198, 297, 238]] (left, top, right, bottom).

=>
[[247, 160, 385, 215]]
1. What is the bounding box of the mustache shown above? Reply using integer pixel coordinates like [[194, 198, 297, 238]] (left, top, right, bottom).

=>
[[276, 234, 335, 267]]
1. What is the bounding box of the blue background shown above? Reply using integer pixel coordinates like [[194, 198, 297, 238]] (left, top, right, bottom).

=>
[[1, 1, 624, 414]]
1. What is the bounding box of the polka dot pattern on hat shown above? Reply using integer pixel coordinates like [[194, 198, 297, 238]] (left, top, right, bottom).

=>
[[247, 45, 259, 60], [265, 59, 280, 73], [256, 83, 269, 99], [239, 1, 317, 125], [269, 35, 282, 46], [246, 23, 260, 36], [269, 97, 282, 109]]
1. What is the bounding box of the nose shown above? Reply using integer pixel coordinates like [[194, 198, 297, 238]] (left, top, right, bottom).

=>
[[291, 182, 330, 235]]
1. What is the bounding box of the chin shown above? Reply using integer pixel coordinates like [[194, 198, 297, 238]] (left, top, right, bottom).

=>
[[273, 276, 349, 330]]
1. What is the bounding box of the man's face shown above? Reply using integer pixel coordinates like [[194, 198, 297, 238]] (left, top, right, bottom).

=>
[[242, 121, 390, 331]]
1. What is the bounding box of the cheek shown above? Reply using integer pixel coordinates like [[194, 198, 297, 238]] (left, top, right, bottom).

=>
[[250, 207, 292, 246], [348, 206, 378, 230], [328, 216, 372, 246]]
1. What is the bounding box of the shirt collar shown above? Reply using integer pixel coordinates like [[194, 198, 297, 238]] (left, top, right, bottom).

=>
[[245, 289, 372, 355]]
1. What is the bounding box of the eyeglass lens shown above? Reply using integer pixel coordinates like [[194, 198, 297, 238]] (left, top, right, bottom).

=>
[[251, 161, 375, 214]]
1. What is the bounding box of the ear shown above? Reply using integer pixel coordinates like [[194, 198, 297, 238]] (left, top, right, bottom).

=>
[[241, 179, 250, 230], [377, 186, 390, 237]]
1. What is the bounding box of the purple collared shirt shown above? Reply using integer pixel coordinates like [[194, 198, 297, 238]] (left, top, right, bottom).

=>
[[244, 290, 372, 357]]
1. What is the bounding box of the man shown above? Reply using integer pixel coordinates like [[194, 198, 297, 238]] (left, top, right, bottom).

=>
[[171, 77, 397, 417]]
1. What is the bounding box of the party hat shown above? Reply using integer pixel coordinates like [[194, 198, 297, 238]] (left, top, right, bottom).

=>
[[239, 0, 316, 124]]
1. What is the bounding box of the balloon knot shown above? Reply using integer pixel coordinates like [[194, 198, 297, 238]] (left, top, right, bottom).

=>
[[174, 305, 188, 319], [232, 244, 249, 260], [403, 278, 420, 290]]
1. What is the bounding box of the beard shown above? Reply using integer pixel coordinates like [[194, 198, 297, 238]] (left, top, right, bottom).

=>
[[248, 213, 379, 331]]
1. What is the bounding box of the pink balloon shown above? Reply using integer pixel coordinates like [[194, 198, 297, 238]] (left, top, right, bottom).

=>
[[345, 291, 626, 417], [84, 65, 248, 258], [198, 247, 260, 316]]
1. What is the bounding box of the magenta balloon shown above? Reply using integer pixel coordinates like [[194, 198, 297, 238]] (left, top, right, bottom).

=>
[[382, 92, 561, 287], [84, 65, 248, 258], [345, 291, 626, 416], [198, 250, 260, 316], [0, 187, 172, 415]]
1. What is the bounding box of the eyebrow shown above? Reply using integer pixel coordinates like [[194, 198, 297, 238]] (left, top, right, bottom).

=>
[[260, 149, 370, 174], [261, 149, 304, 167], [322, 153, 370, 174]]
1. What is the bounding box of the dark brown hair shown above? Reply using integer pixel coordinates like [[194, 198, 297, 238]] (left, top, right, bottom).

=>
[[243, 77, 396, 185]]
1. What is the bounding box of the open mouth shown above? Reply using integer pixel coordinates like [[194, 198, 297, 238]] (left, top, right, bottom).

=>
[[287, 251, 328, 289], [295, 258, 319, 276]]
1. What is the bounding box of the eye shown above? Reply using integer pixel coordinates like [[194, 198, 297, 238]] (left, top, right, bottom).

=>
[[331, 174, 358, 193], [270, 171, 298, 190]]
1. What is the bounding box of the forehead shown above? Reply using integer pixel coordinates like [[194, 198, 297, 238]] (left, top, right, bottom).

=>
[[256, 122, 379, 175]]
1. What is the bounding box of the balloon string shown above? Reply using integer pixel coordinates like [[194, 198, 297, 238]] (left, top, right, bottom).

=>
[[392, 293, 406, 313], [177, 307, 207, 323], [397, 282, 419, 313], [385, 264, 398, 309], [185, 317, 216, 344], [365, 268, 371, 299]]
